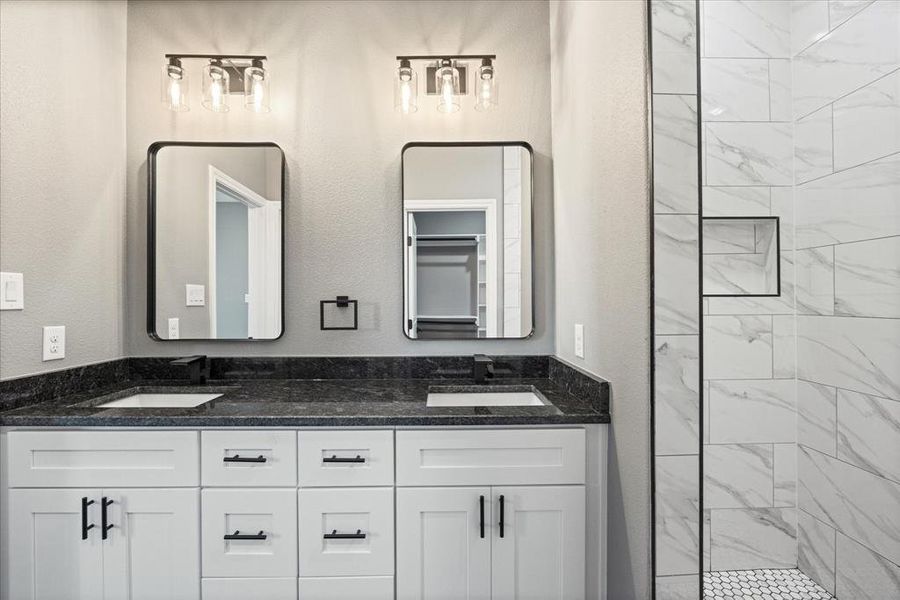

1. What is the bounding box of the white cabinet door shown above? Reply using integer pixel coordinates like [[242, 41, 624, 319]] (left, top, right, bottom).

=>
[[102, 488, 200, 600], [8, 489, 105, 600], [396, 487, 491, 600], [491, 486, 585, 600]]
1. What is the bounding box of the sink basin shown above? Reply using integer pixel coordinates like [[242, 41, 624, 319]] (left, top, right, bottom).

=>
[[97, 393, 222, 408], [426, 386, 549, 408]]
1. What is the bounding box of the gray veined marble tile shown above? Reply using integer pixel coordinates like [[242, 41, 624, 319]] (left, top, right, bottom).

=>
[[834, 236, 900, 318], [835, 532, 900, 600], [799, 509, 837, 594], [795, 153, 900, 249], [656, 454, 701, 576], [795, 246, 835, 316], [704, 443, 774, 509], [797, 315, 900, 400], [705, 122, 793, 186], [656, 574, 700, 600], [655, 215, 700, 335], [703, 253, 770, 296], [702, 186, 770, 216], [707, 252, 796, 316], [770, 186, 794, 251], [655, 335, 700, 455], [837, 388, 900, 483], [773, 314, 797, 379], [792, 0, 831, 56], [703, 509, 711, 571], [651, 0, 698, 95], [709, 507, 797, 571], [774, 443, 797, 507], [828, 0, 876, 31], [798, 445, 900, 565], [833, 69, 900, 172], [708, 380, 796, 444], [703, 219, 756, 254], [702, 0, 791, 59], [795, 105, 834, 184], [769, 58, 793, 121], [701, 58, 770, 122], [703, 315, 773, 380], [798, 380, 838, 457], [653, 95, 699, 215], [793, 0, 900, 118]]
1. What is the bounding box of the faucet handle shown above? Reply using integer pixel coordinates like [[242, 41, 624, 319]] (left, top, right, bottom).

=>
[[170, 355, 210, 384]]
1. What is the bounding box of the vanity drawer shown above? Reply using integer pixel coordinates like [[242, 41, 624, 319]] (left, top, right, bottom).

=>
[[298, 576, 394, 599], [203, 578, 296, 600], [297, 430, 393, 487], [298, 487, 394, 577], [6, 430, 199, 487], [202, 430, 297, 487], [201, 489, 298, 578], [396, 428, 585, 486]]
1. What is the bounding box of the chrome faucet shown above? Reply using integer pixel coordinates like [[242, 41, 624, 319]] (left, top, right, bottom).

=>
[[170, 355, 210, 385], [473, 354, 495, 384]]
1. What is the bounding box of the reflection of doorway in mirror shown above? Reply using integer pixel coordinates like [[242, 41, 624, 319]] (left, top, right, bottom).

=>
[[404, 199, 498, 339], [207, 166, 281, 339]]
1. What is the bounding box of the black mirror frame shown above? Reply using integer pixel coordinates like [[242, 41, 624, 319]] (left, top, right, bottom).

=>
[[401, 141, 536, 341], [146, 141, 286, 342]]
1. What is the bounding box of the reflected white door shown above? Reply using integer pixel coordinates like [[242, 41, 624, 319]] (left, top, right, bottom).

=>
[[491, 486, 585, 600], [396, 487, 491, 600], [406, 212, 418, 338]]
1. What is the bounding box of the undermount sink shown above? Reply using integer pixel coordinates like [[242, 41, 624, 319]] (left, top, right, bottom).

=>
[[97, 393, 222, 408], [426, 386, 549, 408]]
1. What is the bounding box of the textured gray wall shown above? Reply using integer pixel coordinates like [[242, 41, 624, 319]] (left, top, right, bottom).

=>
[[125, 0, 554, 357], [550, 1, 652, 598], [0, 0, 127, 379]]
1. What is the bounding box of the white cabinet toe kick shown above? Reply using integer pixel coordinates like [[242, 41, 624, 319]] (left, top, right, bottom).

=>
[[0, 425, 607, 600]]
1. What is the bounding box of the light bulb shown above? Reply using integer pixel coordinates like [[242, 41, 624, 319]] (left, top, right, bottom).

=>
[[474, 59, 498, 112], [435, 59, 460, 114], [394, 59, 417, 114], [161, 58, 189, 111], [202, 60, 230, 113], [243, 59, 270, 113]]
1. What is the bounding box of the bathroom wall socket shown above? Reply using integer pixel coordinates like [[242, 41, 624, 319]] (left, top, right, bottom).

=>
[[168, 318, 180, 339], [574, 323, 584, 358], [42, 326, 65, 361]]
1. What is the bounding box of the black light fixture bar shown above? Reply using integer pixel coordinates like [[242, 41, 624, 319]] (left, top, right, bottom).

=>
[[165, 53, 267, 61], [395, 54, 495, 61]]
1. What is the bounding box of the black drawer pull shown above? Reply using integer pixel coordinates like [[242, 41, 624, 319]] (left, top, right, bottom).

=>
[[81, 497, 95, 540], [101, 497, 114, 540], [324, 529, 366, 540], [479, 495, 485, 539], [224, 530, 267, 540], [322, 454, 365, 464], [223, 454, 267, 463], [499, 494, 505, 538]]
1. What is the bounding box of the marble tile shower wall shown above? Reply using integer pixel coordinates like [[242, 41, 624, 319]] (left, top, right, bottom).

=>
[[699, 0, 799, 578], [790, 1, 900, 599]]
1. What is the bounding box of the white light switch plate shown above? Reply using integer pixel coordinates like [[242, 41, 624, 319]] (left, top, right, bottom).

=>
[[0, 272, 24, 310], [168, 318, 180, 339], [42, 326, 65, 361], [574, 323, 584, 358], [185, 284, 205, 306]]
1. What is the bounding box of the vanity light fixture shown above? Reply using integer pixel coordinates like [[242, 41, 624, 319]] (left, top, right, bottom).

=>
[[161, 54, 269, 113], [394, 54, 497, 114]]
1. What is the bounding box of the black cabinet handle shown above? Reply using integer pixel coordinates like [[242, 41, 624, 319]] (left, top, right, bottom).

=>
[[223, 454, 267, 463], [499, 494, 505, 538], [224, 530, 267, 540], [322, 454, 365, 464], [81, 497, 95, 540], [101, 497, 114, 540], [323, 529, 366, 539], [479, 495, 485, 539]]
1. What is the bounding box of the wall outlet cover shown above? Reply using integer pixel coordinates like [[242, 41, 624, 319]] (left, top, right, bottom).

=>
[[168, 317, 180, 340], [42, 325, 65, 361], [185, 284, 205, 307], [0, 272, 24, 310], [574, 323, 584, 358]]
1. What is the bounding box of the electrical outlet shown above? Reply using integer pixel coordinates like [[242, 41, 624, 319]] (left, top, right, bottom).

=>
[[42, 325, 65, 361], [574, 323, 584, 359], [0, 272, 24, 310], [168, 318, 180, 340]]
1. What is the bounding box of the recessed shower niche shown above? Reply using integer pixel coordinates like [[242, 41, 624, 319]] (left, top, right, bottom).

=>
[[702, 217, 780, 297]]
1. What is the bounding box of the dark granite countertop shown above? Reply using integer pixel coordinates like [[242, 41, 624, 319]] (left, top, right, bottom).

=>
[[0, 377, 609, 427]]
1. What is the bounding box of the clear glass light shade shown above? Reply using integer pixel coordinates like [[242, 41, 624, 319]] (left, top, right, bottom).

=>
[[394, 63, 418, 114], [435, 63, 460, 113], [474, 63, 498, 112], [243, 63, 270, 113], [161, 62, 189, 111], [202, 61, 230, 113]]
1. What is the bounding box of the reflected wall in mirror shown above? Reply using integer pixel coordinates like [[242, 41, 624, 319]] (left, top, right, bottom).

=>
[[148, 142, 284, 341], [402, 142, 533, 339]]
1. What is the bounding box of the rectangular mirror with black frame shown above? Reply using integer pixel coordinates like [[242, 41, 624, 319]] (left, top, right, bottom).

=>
[[148, 142, 284, 341], [402, 142, 534, 340]]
